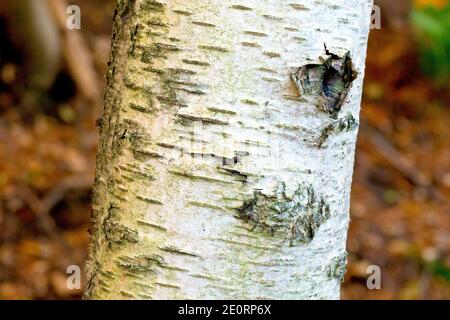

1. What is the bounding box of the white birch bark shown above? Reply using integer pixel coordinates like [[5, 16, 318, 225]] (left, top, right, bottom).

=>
[[85, 0, 373, 300]]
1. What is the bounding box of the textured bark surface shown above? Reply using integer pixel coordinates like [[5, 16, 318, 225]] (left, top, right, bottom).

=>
[[85, 0, 373, 299]]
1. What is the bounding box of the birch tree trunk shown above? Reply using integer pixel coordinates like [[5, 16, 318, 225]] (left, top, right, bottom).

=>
[[85, 0, 373, 300]]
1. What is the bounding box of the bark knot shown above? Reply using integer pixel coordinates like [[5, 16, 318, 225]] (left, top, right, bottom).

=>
[[237, 182, 330, 246], [292, 48, 357, 118]]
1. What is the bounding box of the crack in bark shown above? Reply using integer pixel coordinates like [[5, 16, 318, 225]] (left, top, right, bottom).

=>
[[102, 205, 139, 247]]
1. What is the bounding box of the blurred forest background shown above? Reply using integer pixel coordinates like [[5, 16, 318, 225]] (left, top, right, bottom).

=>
[[0, 0, 448, 299]]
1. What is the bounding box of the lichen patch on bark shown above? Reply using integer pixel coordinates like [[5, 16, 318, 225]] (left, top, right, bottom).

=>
[[292, 48, 357, 118], [314, 113, 358, 148], [326, 252, 348, 283], [237, 182, 331, 246]]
